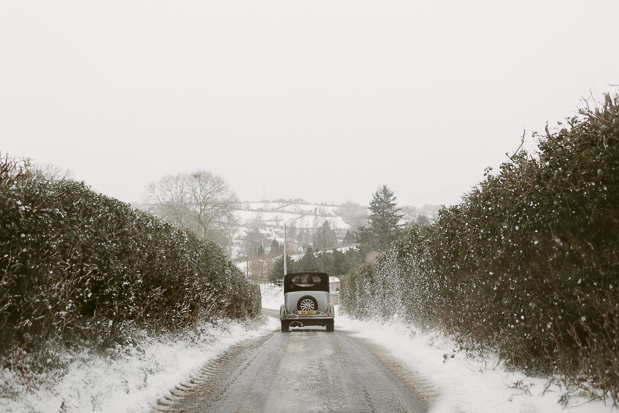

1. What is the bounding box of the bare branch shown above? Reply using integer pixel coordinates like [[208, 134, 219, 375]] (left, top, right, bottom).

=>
[[508, 130, 527, 160], [140, 170, 239, 252]]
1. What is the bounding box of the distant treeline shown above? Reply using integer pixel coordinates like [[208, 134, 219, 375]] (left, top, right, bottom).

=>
[[342, 94, 619, 402], [0, 155, 260, 355], [268, 247, 364, 282]]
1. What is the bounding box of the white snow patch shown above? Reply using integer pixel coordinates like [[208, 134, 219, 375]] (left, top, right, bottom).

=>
[[261, 283, 283, 310], [277, 203, 341, 215], [336, 315, 616, 413], [329, 276, 340, 283], [0, 318, 279, 413]]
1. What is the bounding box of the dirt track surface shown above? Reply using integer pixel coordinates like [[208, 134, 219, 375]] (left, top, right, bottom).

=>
[[152, 318, 426, 413]]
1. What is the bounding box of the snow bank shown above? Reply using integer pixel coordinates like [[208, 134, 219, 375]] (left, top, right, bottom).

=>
[[337, 314, 616, 413], [0, 318, 279, 413], [260, 283, 283, 310], [0, 285, 281, 412]]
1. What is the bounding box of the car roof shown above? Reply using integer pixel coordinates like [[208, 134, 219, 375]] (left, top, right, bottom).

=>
[[283, 272, 330, 293]]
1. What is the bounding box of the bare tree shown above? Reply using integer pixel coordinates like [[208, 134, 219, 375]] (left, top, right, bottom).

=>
[[33, 163, 74, 181], [142, 170, 239, 252], [339, 201, 367, 233]]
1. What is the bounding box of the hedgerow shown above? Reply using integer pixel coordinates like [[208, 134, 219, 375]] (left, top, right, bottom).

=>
[[0, 155, 260, 357], [341, 94, 619, 402]]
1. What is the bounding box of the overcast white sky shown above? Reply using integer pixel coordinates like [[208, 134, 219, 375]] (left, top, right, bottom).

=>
[[2, 1, 618, 208]]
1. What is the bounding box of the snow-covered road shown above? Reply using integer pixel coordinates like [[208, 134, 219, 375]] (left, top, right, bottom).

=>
[[2, 284, 615, 412], [157, 326, 425, 412]]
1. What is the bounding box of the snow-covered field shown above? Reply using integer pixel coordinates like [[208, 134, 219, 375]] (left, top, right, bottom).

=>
[[2, 284, 614, 412]]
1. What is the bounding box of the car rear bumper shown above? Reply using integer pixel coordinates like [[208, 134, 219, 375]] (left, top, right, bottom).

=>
[[281, 313, 334, 320], [284, 318, 332, 328], [280, 304, 335, 321]]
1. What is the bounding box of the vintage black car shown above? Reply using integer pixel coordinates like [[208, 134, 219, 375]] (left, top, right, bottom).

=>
[[279, 272, 335, 332]]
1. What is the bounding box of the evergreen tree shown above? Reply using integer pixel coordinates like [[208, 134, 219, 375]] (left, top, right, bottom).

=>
[[268, 254, 295, 282], [355, 185, 403, 251], [342, 230, 355, 246], [256, 245, 265, 256], [332, 249, 348, 275], [317, 250, 335, 274], [269, 239, 281, 256], [314, 220, 338, 250], [296, 246, 321, 272]]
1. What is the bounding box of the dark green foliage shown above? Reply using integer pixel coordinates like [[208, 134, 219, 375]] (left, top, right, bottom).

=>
[[330, 249, 353, 275], [342, 95, 619, 402], [415, 215, 430, 226], [295, 247, 321, 272], [268, 254, 294, 283], [267, 247, 363, 282], [0, 155, 260, 355], [295, 247, 364, 276], [355, 185, 403, 252]]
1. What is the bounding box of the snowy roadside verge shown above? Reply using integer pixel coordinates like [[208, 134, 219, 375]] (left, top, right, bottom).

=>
[[260, 282, 284, 311], [0, 316, 279, 413], [261, 283, 616, 413], [338, 316, 616, 413]]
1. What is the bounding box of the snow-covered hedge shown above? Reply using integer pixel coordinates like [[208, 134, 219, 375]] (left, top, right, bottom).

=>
[[342, 94, 619, 403], [0, 155, 261, 356]]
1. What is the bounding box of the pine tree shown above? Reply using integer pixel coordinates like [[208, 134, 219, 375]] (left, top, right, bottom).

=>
[[296, 247, 321, 272], [314, 220, 338, 250], [269, 239, 281, 256], [342, 230, 356, 246], [355, 185, 403, 251], [256, 245, 265, 256], [268, 254, 295, 282]]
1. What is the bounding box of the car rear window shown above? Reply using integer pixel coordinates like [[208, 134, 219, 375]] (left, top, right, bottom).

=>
[[284, 272, 330, 293], [291, 274, 321, 288]]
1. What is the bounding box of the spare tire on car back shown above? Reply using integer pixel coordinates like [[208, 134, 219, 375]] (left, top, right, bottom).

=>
[[297, 295, 318, 312]]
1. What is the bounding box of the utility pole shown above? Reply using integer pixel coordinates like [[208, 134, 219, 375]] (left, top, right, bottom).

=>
[[283, 222, 287, 276]]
